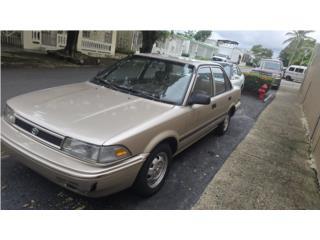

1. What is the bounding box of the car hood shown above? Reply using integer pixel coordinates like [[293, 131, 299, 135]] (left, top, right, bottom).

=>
[[8, 82, 174, 145]]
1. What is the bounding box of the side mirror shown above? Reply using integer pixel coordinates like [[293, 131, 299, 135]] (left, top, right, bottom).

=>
[[188, 92, 211, 105]]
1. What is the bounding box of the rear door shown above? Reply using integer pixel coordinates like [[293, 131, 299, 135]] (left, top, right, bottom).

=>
[[294, 67, 304, 82], [211, 66, 233, 120]]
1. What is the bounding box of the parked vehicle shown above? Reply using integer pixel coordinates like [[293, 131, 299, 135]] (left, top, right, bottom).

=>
[[214, 62, 245, 90], [2, 54, 241, 197], [252, 59, 284, 89], [284, 65, 307, 83], [212, 55, 228, 62], [282, 67, 287, 78]]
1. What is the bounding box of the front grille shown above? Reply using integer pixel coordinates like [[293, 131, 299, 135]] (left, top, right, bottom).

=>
[[14, 117, 63, 147]]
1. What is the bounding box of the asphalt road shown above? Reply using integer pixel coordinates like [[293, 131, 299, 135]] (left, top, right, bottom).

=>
[[1, 67, 271, 209]]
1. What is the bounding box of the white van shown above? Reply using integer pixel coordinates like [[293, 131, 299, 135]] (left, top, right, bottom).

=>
[[284, 65, 307, 83]]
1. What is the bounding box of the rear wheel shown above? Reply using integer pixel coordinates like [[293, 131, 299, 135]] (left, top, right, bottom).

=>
[[217, 113, 230, 136], [132, 143, 172, 197]]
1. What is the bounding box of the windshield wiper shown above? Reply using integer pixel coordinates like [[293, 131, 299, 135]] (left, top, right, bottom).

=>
[[92, 77, 122, 91], [92, 77, 175, 105]]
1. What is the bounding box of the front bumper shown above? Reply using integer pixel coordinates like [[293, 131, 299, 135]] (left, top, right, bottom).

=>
[[272, 77, 282, 87], [1, 119, 146, 197]]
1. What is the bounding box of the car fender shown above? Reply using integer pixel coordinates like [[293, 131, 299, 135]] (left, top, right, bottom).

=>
[[143, 130, 179, 154]]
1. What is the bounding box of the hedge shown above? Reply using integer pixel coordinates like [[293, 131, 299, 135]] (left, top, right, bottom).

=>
[[243, 72, 273, 93]]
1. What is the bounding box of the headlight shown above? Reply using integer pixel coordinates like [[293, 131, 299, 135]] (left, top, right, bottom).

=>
[[4, 105, 15, 124], [62, 137, 131, 164], [272, 73, 281, 79]]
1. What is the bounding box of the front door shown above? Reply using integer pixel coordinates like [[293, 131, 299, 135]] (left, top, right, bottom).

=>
[[180, 66, 216, 146]]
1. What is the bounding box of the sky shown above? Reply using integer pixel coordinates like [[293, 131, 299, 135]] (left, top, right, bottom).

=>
[[211, 31, 320, 57]]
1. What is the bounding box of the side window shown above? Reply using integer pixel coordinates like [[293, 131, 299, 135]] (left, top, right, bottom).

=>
[[295, 68, 303, 73], [211, 67, 227, 95], [232, 66, 238, 76], [236, 66, 242, 75], [289, 67, 295, 71], [193, 67, 213, 96]]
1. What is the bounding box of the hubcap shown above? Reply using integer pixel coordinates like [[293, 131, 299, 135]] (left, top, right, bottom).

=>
[[223, 115, 230, 132], [146, 152, 168, 188]]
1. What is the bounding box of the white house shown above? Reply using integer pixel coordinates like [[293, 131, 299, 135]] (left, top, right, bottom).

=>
[[188, 40, 218, 59], [216, 40, 244, 64], [152, 35, 188, 56], [152, 34, 218, 59], [1, 31, 117, 57]]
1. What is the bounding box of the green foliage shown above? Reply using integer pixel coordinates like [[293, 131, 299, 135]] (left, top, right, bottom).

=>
[[281, 30, 315, 66], [181, 30, 196, 40], [243, 72, 273, 93], [194, 31, 212, 42], [195, 56, 210, 60], [280, 38, 316, 66], [250, 44, 273, 65]]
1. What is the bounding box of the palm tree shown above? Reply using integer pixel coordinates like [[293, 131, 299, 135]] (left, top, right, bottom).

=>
[[283, 30, 315, 65]]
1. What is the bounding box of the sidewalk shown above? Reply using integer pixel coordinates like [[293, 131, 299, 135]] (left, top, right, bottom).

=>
[[194, 81, 320, 209], [1, 47, 122, 68]]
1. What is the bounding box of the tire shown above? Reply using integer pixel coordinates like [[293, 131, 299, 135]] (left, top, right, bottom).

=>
[[217, 112, 231, 136], [132, 143, 172, 197], [286, 76, 291, 81]]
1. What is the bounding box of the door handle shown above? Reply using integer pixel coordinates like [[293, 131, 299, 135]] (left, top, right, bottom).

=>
[[228, 96, 232, 101], [211, 103, 217, 109]]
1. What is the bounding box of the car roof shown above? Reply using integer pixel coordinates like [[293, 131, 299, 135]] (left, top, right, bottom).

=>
[[289, 65, 307, 68], [134, 53, 221, 67]]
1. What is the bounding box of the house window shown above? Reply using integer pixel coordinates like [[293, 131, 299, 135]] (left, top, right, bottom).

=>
[[104, 31, 112, 43], [83, 31, 90, 38]]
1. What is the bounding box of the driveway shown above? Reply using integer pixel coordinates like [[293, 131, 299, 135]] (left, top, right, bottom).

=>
[[1, 67, 271, 209]]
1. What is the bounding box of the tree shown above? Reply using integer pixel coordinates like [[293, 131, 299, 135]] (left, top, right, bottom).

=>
[[140, 31, 171, 53], [194, 31, 212, 42], [283, 30, 315, 65], [64, 31, 79, 57], [250, 44, 273, 65], [183, 30, 196, 39], [280, 38, 316, 66]]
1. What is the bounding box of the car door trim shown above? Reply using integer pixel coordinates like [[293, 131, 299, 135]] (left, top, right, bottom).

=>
[[179, 111, 227, 142]]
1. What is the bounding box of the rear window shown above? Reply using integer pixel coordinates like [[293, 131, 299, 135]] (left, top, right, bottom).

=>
[[261, 61, 281, 71]]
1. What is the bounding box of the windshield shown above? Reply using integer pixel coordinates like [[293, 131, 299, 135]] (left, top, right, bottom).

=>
[[261, 61, 281, 71], [92, 56, 194, 105]]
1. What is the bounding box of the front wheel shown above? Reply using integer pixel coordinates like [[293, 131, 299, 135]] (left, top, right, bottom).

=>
[[132, 143, 172, 197], [217, 113, 230, 136]]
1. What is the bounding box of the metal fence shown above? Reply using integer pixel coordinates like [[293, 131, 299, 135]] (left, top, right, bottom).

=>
[[1, 31, 23, 47]]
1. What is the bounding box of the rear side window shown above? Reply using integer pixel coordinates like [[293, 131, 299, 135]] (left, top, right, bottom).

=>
[[288, 67, 295, 71], [295, 68, 304, 73], [211, 67, 227, 95]]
